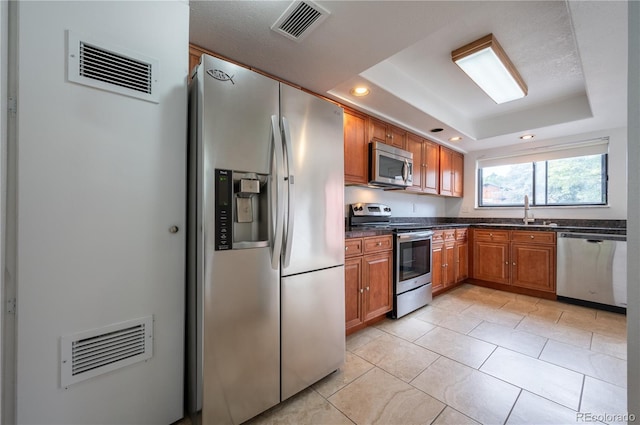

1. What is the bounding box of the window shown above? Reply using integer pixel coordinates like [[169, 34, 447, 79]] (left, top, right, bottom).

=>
[[477, 140, 608, 207]]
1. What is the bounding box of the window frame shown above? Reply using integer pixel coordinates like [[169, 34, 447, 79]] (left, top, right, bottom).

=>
[[477, 153, 608, 208]]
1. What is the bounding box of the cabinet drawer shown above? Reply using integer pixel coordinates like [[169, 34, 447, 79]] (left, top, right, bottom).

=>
[[444, 230, 456, 242], [473, 229, 510, 242], [345, 238, 363, 257], [511, 230, 556, 244], [363, 235, 393, 253], [432, 230, 444, 243], [455, 229, 468, 241]]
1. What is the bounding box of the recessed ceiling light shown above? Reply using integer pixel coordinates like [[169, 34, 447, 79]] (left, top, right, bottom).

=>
[[449, 136, 463, 142], [350, 86, 370, 96], [430, 128, 444, 133], [520, 134, 535, 140]]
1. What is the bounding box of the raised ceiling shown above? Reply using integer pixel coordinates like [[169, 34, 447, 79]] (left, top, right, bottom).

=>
[[189, 1, 628, 152]]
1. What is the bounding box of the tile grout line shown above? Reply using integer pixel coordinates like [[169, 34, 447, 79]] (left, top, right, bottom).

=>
[[502, 388, 523, 425]]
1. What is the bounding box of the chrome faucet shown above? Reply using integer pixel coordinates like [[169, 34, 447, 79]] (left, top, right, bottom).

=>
[[523, 195, 535, 225]]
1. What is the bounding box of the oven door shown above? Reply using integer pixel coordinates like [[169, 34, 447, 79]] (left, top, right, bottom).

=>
[[396, 232, 432, 294]]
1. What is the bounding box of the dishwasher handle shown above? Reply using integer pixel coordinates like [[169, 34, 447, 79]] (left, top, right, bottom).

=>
[[558, 232, 626, 242]]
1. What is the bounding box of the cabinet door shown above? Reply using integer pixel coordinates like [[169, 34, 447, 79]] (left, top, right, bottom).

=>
[[431, 243, 444, 293], [345, 257, 364, 331], [444, 242, 456, 287], [388, 125, 406, 149], [439, 146, 454, 196], [363, 251, 393, 321], [406, 133, 424, 192], [369, 117, 387, 144], [473, 241, 510, 284], [511, 243, 555, 292], [343, 109, 368, 185], [452, 151, 464, 197], [455, 241, 468, 282], [424, 139, 440, 194]]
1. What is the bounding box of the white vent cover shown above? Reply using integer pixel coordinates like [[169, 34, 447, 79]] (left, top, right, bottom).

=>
[[60, 316, 153, 388], [67, 30, 159, 103], [271, 1, 330, 42]]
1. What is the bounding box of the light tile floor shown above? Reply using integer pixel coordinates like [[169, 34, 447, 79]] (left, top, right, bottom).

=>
[[204, 284, 630, 425]]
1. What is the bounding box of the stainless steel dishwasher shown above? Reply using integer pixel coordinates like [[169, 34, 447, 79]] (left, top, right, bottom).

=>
[[557, 232, 627, 311]]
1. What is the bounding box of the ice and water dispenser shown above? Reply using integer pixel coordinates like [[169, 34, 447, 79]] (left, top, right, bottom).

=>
[[215, 169, 269, 250]]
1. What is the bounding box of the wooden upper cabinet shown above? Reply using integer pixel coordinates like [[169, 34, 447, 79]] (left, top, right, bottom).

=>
[[452, 150, 464, 197], [424, 139, 440, 195], [406, 133, 424, 193], [369, 117, 387, 144], [440, 146, 454, 196], [369, 117, 406, 149], [343, 108, 369, 185], [406, 134, 442, 195], [440, 146, 463, 197]]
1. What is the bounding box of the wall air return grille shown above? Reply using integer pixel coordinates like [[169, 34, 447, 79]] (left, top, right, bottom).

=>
[[271, 1, 330, 42], [60, 316, 153, 388], [67, 30, 159, 103]]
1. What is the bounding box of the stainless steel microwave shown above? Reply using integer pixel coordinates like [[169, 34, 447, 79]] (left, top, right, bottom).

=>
[[368, 141, 413, 188]]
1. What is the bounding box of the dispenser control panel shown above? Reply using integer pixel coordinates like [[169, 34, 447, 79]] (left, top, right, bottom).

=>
[[215, 169, 232, 250]]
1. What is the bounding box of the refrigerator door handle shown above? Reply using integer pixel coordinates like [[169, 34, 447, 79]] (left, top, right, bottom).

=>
[[271, 115, 285, 270], [281, 116, 295, 268]]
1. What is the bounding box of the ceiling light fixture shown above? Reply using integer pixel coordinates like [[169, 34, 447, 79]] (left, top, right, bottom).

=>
[[452, 34, 527, 104], [520, 134, 535, 140], [350, 86, 370, 97], [449, 136, 463, 142]]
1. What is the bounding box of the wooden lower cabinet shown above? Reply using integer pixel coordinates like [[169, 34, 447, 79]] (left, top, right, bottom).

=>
[[432, 228, 468, 295], [363, 251, 394, 321], [345, 235, 393, 334], [470, 229, 556, 295], [345, 256, 363, 330], [511, 243, 555, 292]]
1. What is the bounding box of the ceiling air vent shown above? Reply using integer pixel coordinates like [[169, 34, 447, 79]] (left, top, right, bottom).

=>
[[67, 30, 159, 103], [271, 1, 330, 42], [60, 316, 153, 388]]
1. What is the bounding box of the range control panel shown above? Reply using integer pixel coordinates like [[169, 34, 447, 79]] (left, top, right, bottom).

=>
[[350, 203, 392, 217], [215, 169, 232, 250]]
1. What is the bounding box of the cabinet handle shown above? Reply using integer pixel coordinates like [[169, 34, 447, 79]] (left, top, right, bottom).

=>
[[530, 235, 535, 239], [345, 247, 348, 251], [377, 242, 382, 246], [489, 233, 493, 237], [505, 261, 509, 265], [360, 288, 364, 293], [366, 286, 370, 291], [513, 262, 516, 266]]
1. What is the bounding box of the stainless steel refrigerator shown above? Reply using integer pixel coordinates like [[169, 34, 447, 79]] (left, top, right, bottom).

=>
[[187, 54, 345, 424]]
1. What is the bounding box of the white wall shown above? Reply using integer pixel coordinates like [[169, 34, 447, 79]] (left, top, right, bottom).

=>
[[447, 127, 628, 220], [345, 186, 446, 218]]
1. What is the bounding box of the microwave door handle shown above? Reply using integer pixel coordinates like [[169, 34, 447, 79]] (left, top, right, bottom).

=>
[[402, 159, 409, 182]]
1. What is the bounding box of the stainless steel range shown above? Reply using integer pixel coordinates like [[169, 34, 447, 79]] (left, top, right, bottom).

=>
[[349, 203, 433, 318]]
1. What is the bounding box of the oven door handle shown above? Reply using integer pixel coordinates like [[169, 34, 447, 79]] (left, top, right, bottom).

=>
[[398, 232, 433, 241]]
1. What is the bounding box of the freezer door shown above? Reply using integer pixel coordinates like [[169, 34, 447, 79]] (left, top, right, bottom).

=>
[[281, 266, 345, 400], [280, 85, 345, 276], [201, 55, 279, 174], [203, 248, 280, 424]]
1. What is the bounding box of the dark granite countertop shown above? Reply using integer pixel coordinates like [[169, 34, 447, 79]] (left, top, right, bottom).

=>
[[345, 218, 626, 238]]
